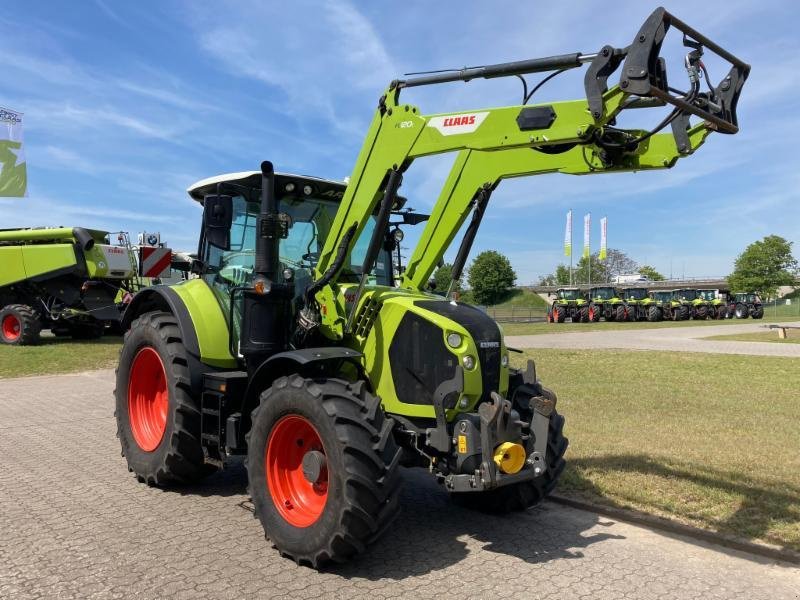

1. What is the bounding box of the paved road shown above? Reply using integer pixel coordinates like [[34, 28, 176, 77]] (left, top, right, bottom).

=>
[[1, 370, 798, 599], [507, 321, 800, 357]]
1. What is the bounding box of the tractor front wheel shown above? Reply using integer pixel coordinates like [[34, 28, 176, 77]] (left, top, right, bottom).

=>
[[751, 306, 764, 319], [615, 305, 626, 321], [246, 376, 401, 568], [647, 305, 660, 322], [451, 410, 568, 513], [695, 305, 708, 320], [579, 306, 590, 323], [114, 311, 213, 485], [0, 304, 41, 345], [735, 303, 749, 319]]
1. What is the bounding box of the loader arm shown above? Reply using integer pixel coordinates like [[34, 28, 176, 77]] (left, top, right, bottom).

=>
[[311, 6, 748, 340], [401, 123, 711, 290]]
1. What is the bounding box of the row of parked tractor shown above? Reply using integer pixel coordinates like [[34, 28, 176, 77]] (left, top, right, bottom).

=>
[[547, 286, 764, 323]]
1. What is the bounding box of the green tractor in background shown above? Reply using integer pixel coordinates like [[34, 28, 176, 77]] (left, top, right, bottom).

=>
[[548, 287, 589, 323], [619, 287, 657, 321], [675, 288, 711, 320], [726, 292, 764, 319], [112, 9, 748, 567], [697, 289, 727, 319], [587, 286, 624, 322], [649, 290, 689, 321], [0, 227, 138, 345]]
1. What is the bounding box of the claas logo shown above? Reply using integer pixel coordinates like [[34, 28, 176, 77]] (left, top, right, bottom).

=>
[[443, 115, 477, 127]]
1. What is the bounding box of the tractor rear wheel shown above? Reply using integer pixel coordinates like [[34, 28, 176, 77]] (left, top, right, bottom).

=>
[[246, 376, 401, 568], [695, 305, 708, 320], [451, 411, 568, 513], [751, 306, 764, 319], [589, 305, 600, 322], [0, 304, 41, 345], [554, 306, 566, 323], [647, 305, 660, 322], [714, 306, 725, 319], [579, 306, 590, 323], [735, 303, 749, 319], [615, 305, 626, 321], [114, 311, 213, 485]]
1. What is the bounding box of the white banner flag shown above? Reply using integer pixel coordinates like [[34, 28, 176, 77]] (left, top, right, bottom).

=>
[[600, 216, 607, 260], [0, 107, 26, 197], [564, 210, 572, 257], [583, 213, 591, 258]]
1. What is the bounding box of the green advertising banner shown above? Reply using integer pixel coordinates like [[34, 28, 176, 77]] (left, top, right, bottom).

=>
[[0, 107, 26, 197]]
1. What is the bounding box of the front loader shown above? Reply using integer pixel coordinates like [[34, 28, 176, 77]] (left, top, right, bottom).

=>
[[114, 7, 748, 568]]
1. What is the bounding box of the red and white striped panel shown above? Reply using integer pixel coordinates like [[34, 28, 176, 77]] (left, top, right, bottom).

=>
[[139, 246, 172, 278]]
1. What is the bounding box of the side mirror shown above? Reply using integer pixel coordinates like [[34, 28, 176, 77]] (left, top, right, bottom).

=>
[[203, 195, 233, 250]]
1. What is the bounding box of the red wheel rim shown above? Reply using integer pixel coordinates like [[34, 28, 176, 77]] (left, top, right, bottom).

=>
[[127, 347, 169, 452], [266, 415, 328, 528], [589, 307, 594, 321], [2, 314, 20, 341]]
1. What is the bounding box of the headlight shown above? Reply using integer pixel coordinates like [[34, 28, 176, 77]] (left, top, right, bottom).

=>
[[284, 182, 296, 193], [446, 332, 462, 348], [282, 268, 294, 281], [303, 185, 313, 195], [501, 354, 509, 368], [393, 228, 404, 242], [462, 355, 476, 370]]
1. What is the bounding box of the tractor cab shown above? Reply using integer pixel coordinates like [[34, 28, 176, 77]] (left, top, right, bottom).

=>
[[675, 289, 698, 302], [697, 289, 716, 301], [621, 287, 647, 301], [556, 287, 584, 302], [589, 286, 617, 301]]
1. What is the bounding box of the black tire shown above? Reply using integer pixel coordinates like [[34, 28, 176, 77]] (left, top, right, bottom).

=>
[[451, 410, 568, 513], [751, 306, 764, 319], [714, 305, 725, 320], [735, 303, 749, 319], [605, 305, 615, 321], [695, 305, 708, 320], [646, 305, 659, 322], [615, 305, 626, 322], [579, 306, 590, 323], [114, 311, 213, 485], [0, 304, 41, 345], [246, 376, 402, 568]]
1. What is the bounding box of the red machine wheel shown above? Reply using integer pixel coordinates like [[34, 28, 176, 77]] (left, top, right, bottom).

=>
[[266, 415, 329, 528], [127, 347, 168, 452], [1, 314, 20, 342]]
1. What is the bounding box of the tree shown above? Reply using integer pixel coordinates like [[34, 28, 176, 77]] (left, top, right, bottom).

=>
[[603, 248, 638, 281], [639, 265, 666, 281], [555, 264, 571, 285], [467, 250, 516, 305], [573, 253, 608, 284], [728, 235, 798, 299], [432, 263, 461, 293]]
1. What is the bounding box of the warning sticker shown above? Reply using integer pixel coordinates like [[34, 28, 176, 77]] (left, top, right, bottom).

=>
[[457, 435, 468, 454]]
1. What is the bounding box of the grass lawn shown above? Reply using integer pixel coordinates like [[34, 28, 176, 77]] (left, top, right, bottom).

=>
[[0, 336, 122, 378], [514, 349, 800, 551], [502, 315, 800, 336], [703, 331, 800, 344]]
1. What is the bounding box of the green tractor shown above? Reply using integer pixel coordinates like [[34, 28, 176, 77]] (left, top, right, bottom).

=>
[[548, 287, 589, 323], [697, 289, 727, 319], [0, 227, 138, 345], [675, 288, 712, 320], [619, 287, 656, 321], [726, 292, 764, 319], [113, 9, 747, 567], [649, 290, 690, 321], [587, 286, 624, 322]]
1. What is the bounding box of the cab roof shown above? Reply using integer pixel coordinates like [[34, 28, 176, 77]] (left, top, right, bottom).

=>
[[187, 171, 346, 204]]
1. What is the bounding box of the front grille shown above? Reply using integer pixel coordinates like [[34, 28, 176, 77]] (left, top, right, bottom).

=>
[[388, 312, 457, 406], [414, 301, 501, 404], [353, 297, 382, 339]]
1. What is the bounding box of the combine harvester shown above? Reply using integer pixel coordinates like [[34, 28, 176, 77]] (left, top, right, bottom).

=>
[[113, 8, 748, 566]]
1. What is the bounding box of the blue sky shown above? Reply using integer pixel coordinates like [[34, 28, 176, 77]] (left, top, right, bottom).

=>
[[1, 1, 798, 284]]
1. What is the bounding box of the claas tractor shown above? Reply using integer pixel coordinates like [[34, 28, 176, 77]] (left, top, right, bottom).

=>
[[619, 287, 655, 321], [114, 8, 748, 567], [697, 288, 727, 319], [587, 286, 623, 322], [0, 227, 137, 345], [675, 288, 711, 319], [727, 292, 764, 319], [649, 290, 690, 321], [548, 287, 589, 323]]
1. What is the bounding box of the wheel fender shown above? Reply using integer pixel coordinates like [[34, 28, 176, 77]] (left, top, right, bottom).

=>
[[240, 348, 366, 435], [121, 287, 200, 357]]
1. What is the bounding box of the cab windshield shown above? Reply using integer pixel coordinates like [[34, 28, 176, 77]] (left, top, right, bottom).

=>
[[677, 289, 697, 301], [592, 287, 615, 300], [623, 288, 647, 300], [203, 194, 392, 293], [697, 290, 716, 301], [558, 289, 582, 300], [653, 292, 671, 302]]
